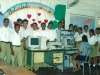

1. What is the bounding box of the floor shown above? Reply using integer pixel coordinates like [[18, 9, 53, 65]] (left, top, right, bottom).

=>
[[0, 63, 100, 75], [33, 63, 100, 75]]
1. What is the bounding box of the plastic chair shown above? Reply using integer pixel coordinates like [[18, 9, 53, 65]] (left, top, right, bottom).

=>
[[73, 48, 92, 75]]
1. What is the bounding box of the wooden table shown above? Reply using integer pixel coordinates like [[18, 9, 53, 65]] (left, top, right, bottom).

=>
[[1, 66, 36, 75], [0, 58, 11, 69]]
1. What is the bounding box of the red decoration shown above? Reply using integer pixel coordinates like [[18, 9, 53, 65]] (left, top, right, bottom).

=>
[[32, 19, 35, 22], [37, 27, 39, 30], [38, 20, 41, 24], [30, 24, 32, 28], [38, 13, 41, 16], [44, 19, 48, 23], [13, 21, 17, 25], [27, 14, 31, 19]]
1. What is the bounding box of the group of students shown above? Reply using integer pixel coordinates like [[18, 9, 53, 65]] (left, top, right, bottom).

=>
[[69, 24, 100, 72], [0, 18, 64, 66]]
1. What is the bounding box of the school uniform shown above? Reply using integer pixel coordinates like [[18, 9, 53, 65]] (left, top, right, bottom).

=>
[[31, 30, 41, 37], [74, 32, 83, 48], [19, 27, 32, 66], [88, 35, 98, 57], [11, 30, 22, 66], [39, 30, 49, 40], [47, 29, 57, 41], [54, 28, 64, 31], [0, 26, 12, 63], [83, 31, 89, 37], [96, 34, 100, 56]]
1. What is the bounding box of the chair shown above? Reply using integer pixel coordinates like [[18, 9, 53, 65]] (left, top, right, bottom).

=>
[[73, 48, 92, 75]]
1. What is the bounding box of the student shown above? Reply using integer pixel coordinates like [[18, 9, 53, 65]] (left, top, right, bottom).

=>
[[69, 24, 73, 30], [72, 35, 90, 72], [20, 19, 32, 66], [17, 18, 22, 26], [88, 29, 98, 67], [10, 24, 22, 66], [0, 18, 12, 63], [47, 22, 57, 42], [74, 27, 83, 48], [31, 22, 41, 37], [55, 22, 64, 31], [83, 25, 89, 37], [73, 25, 78, 32], [95, 28, 100, 66], [40, 22, 49, 39], [14, 18, 23, 65]]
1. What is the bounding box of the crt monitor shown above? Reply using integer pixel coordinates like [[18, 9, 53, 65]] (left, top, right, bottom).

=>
[[25, 36, 39, 49], [61, 37, 74, 48]]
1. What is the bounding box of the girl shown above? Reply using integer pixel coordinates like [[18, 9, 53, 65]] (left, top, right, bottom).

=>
[[88, 29, 98, 67], [95, 28, 100, 66]]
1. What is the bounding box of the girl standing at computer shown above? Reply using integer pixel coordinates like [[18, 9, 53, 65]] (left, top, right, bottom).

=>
[[74, 27, 83, 48]]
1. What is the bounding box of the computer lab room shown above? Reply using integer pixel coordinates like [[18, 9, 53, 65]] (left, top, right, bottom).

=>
[[0, 0, 100, 75]]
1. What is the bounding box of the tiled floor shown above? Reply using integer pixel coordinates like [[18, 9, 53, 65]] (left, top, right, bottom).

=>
[[33, 64, 100, 75]]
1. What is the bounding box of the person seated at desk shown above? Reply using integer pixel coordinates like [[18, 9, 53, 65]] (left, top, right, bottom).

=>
[[72, 35, 90, 72]]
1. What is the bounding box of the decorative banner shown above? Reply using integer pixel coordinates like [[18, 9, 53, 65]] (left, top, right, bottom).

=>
[[70, 14, 95, 30], [3, 2, 55, 29]]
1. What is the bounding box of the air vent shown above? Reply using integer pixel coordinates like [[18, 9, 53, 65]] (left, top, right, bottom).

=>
[[68, 0, 79, 8]]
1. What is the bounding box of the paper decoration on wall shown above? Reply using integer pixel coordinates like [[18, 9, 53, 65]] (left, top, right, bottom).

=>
[[3, 2, 55, 29]]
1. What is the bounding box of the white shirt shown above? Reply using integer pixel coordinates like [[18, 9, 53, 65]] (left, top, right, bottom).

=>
[[54, 28, 64, 31], [96, 34, 100, 43], [47, 29, 57, 41], [74, 32, 83, 41], [11, 30, 22, 45], [88, 35, 98, 45], [83, 31, 89, 37], [31, 30, 41, 37], [0, 26, 12, 42], [39, 30, 49, 40], [19, 27, 32, 38]]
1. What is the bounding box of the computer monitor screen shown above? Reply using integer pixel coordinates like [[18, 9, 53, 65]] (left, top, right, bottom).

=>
[[25, 36, 39, 49], [67, 39, 73, 45], [30, 38, 39, 45]]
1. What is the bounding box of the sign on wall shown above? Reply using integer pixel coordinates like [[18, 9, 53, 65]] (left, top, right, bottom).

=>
[[70, 14, 95, 30]]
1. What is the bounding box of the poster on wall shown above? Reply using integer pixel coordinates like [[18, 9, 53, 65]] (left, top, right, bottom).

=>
[[70, 14, 95, 30]]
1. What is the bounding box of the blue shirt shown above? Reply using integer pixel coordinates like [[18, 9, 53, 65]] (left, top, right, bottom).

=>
[[79, 42, 90, 56]]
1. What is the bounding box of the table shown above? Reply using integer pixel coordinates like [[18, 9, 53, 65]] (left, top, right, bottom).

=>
[[25, 49, 64, 72], [1, 66, 36, 75], [25, 48, 78, 72]]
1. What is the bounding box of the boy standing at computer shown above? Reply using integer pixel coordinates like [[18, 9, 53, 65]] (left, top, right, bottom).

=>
[[10, 24, 22, 66], [20, 19, 32, 66]]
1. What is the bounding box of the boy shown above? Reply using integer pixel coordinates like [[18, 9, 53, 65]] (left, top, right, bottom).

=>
[[10, 24, 22, 66], [0, 18, 12, 63], [20, 19, 32, 66], [47, 22, 57, 42], [55, 22, 64, 31], [31, 22, 41, 37]]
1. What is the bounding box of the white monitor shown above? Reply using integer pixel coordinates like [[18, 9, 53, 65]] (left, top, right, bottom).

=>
[[25, 36, 39, 49], [61, 37, 74, 48]]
